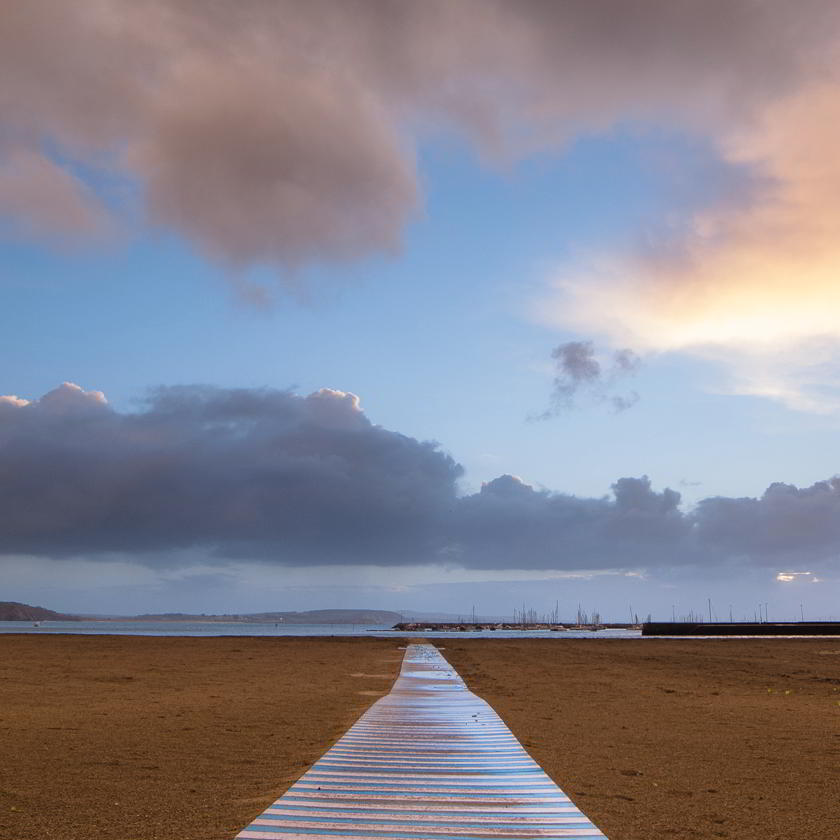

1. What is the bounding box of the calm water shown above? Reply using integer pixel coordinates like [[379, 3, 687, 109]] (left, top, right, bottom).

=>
[[0, 620, 642, 639]]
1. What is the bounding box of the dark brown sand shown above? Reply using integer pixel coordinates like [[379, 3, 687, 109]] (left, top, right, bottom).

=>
[[445, 639, 840, 840], [0, 636, 838, 840], [0, 635, 403, 840]]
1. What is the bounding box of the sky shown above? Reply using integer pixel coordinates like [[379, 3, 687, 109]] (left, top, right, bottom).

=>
[[2, 0, 840, 621]]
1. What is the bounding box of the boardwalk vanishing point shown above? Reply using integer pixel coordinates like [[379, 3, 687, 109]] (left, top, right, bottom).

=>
[[236, 642, 607, 840]]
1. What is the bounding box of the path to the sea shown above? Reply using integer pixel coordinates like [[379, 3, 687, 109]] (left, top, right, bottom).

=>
[[236, 642, 607, 840]]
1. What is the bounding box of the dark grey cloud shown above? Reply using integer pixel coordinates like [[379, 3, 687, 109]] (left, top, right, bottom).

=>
[[540, 341, 640, 415], [449, 474, 691, 570], [695, 480, 840, 562], [3, 383, 840, 577], [552, 341, 601, 399], [0, 383, 461, 563], [1, 1, 838, 275], [609, 393, 640, 413], [447, 473, 840, 573]]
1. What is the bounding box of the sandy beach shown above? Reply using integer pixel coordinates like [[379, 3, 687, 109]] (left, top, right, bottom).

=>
[[0, 635, 404, 840], [1, 635, 837, 840], [447, 639, 840, 840]]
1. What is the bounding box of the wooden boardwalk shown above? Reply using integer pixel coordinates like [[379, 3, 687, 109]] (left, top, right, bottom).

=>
[[236, 643, 607, 840]]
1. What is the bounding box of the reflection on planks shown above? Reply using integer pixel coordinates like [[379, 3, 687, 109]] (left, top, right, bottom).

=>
[[236, 643, 607, 840]]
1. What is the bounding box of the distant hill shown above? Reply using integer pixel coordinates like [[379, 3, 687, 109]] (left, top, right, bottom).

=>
[[400, 610, 510, 622], [248, 609, 404, 624], [0, 601, 80, 621], [129, 608, 403, 624]]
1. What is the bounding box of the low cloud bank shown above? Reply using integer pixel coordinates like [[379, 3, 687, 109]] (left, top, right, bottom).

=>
[[0, 383, 459, 562], [2, 383, 840, 575]]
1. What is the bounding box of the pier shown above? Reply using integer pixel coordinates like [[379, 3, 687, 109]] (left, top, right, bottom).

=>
[[642, 621, 840, 636]]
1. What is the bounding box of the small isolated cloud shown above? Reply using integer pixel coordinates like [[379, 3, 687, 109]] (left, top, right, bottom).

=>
[[776, 570, 815, 582], [538, 341, 640, 416], [610, 392, 641, 413]]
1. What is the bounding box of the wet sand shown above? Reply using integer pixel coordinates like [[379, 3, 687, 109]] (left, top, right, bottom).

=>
[[1, 635, 838, 840], [0, 635, 404, 840], [446, 638, 840, 840]]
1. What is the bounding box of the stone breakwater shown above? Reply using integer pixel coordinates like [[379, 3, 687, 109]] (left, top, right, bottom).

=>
[[643, 621, 840, 636], [394, 623, 568, 632], [391, 623, 640, 632]]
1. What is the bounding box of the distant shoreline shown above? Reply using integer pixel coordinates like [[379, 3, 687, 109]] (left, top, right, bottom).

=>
[[0, 601, 402, 625]]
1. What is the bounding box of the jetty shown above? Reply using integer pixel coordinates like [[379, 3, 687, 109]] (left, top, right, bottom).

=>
[[235, 642, 607, 839], [643, 621, 840, 636]]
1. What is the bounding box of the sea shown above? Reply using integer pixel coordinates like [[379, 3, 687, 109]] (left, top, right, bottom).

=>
[[0, 619, 642, 639]]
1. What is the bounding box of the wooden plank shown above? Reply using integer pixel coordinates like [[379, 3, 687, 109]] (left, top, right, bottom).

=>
[[235, 643, 607, 840]]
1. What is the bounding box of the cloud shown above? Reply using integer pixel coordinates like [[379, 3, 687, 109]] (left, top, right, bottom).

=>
[[0, 147, 113, 240], [448, 474, 690, 570], [538, 71, 840, 411], [130, 56, 418, 267], [551, 341, 601, 399], [776, 571, 815, 583], [3, 382, 840, 578], [539, 341, 639, 415], [0, 382, 461, 562], [6, 5, 840, 405], [694, 479, 840, 562], [2, 1, 838, 280]]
